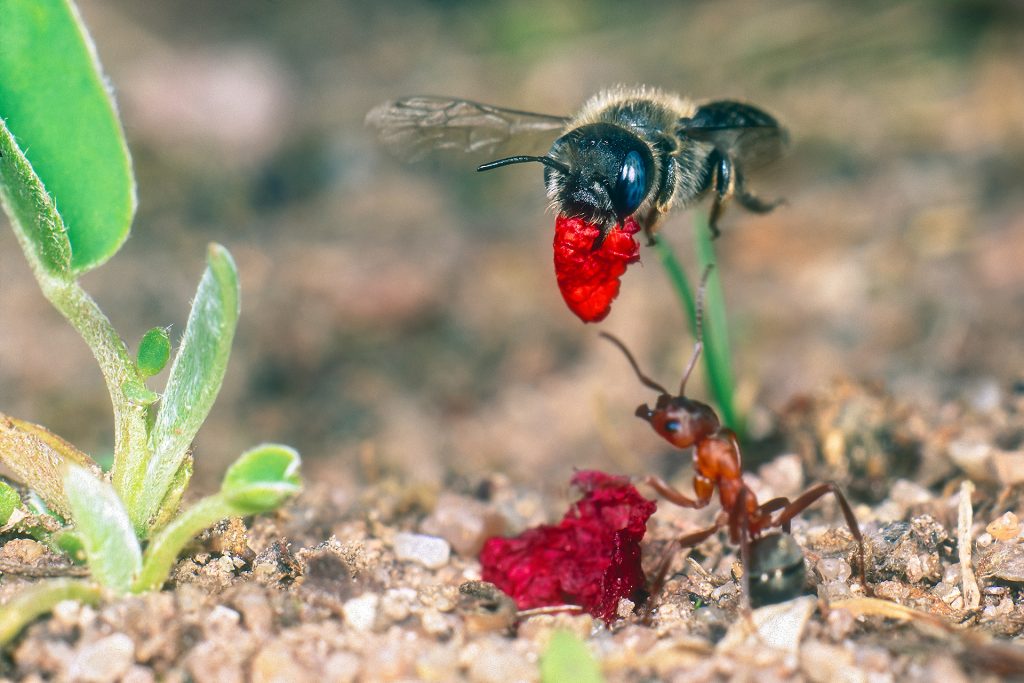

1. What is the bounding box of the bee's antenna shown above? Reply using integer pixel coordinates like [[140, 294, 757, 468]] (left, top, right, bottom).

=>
[[477, 155, 570, 175], [599, 332, 669, 396], [679, 265, 714, 395]]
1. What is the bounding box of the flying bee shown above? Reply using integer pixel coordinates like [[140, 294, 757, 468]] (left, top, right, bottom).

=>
[[366, 85, 788, 245]]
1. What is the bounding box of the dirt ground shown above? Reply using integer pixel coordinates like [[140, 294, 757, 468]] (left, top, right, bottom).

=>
[[2, 0, 1024, 680]]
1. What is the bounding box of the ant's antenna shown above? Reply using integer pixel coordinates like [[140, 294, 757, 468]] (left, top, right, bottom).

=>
[[678, 265, 714, 395], [477, 155, 570, 175], [599, 332, 669, 395]]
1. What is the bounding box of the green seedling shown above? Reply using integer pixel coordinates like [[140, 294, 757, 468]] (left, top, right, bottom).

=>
[[539, 630, 604, 683], [0, 0, 302, 643]]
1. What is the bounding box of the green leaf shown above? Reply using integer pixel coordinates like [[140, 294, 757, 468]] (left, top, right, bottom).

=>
[[0, 578, 102, 646], [135, 445, 299, 592], [0, 118, 72, 279], [0, 0, 136, 273], [0, 481, 21, 526], [221, 444, 302, 514], [63, 465, 141, 593], [136, 327, 171, 378], [540, 631, 603, 683], [136, 244, 240, 528], [0, 413, 99, 518]]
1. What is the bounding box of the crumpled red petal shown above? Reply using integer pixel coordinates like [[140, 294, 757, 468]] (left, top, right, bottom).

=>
[[553, 215, 641, 323], [479, 470, 656, 623]]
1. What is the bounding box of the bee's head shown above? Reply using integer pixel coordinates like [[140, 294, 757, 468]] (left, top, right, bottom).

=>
[[478, 123, 655, 232]]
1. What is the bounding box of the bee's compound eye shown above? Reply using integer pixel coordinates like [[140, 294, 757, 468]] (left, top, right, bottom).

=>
[[612, 149, 647, 218]]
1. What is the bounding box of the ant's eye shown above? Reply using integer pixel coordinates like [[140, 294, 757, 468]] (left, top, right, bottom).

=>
[[664, 419, 681, 433], [611, 149, 647, 218]]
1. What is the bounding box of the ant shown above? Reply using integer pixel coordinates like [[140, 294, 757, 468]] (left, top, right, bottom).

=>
[[601, 270, 867, 609]]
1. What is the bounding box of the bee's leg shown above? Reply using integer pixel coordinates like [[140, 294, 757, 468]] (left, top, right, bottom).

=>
[[734, 167, 785, 215], [641, 208, 668, 246], [706, 152, 734, 240]]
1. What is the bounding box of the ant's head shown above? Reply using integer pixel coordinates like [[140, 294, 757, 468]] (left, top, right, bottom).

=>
[[602, 332, 721, 450], [634, 394, 720, 449]]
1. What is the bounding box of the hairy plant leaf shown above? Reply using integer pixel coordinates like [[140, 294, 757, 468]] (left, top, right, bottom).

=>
[[0, 0, 136, 272], [221, 444, 302, 514], [64, 465, 141, 593], [540, 631, 604, 683], [140, 244, 239, 527], [136, 327, 171, 378], [0, 413, 98, 518], [0, 481, 21, 526], [0, 119, 72, 279]]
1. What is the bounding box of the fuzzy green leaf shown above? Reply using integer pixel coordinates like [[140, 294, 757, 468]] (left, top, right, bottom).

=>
[[0, 0, 136, 273], [137, 244, 239, 528], [0, 413, 99, 519], [0, 118, 72, 279], [221, 445, 302, 514], [64, 465, 141, 593], [136, 327, 171, 378], [0, 481, 21, 526], [540, 631, 604, 683]]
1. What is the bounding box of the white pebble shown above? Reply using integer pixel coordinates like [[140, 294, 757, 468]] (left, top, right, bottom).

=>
[[343, 593, 380, 632], [394, 532, 451, 569], [67, 633, 135, 683]]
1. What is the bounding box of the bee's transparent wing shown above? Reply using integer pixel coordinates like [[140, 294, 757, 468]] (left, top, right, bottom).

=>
[[678, 100, 788, 171], [366, 96, 569, 162]]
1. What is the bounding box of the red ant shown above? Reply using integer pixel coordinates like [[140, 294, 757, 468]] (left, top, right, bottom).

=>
[[601, 271, 867, 608]]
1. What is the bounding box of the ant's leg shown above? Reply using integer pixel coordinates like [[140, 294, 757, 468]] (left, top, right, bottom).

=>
[[735, 488, 754, 611], [648, 517, 725, 605], [642, 475, 709, 510], [757, 496, 792, 533], [774, 482, 867, 592]]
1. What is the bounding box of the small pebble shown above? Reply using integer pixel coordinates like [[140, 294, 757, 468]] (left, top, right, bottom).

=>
[[342, 593, 380, 632], [986, 511, 1021, 541], [718, 596, 816, 656], [67, 633, 135, 683], [380, 587, 417, 622], [994, 451, 1024, 486], [816, 557, 851, 583], [947, 437, 993, 481], [393, 532, 451, 569], [420, 493, 506, 556]]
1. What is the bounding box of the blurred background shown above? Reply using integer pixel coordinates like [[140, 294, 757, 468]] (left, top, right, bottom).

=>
[[1, 0, 1022, 494]]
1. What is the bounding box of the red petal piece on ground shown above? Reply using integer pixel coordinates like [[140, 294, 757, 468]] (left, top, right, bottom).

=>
[[479, 470, 656, 623], [553, 215, 641, 323]]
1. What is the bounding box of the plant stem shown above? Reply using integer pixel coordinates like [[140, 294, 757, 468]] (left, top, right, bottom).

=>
[[133, 494, 234, 592], [7, 214, 150, 518], [0, 579, 102, 645], [652, 214, 743, 434]]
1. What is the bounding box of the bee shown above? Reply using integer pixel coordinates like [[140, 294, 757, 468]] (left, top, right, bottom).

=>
[[366, 85, 787, 245]]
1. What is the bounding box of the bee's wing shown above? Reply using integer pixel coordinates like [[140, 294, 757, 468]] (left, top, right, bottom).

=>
[[678, 100, 788, 171], [366, 96, 570, 162]]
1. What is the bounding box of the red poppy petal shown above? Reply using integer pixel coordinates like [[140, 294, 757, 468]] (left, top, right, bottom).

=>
[[553, 215, 641, 323], [479, 469, 656, 623]]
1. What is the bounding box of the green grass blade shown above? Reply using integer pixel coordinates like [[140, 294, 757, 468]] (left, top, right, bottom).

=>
[[652, 213, 742, 434], [64, 465, 141, 593], [693, 217, 742, 434], [0, 0, 136, 273], [132, 244, 240, 530], [540, 631, 603, 683]]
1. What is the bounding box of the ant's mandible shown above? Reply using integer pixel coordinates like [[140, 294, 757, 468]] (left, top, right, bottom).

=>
[[601, 270, 867, 608]]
